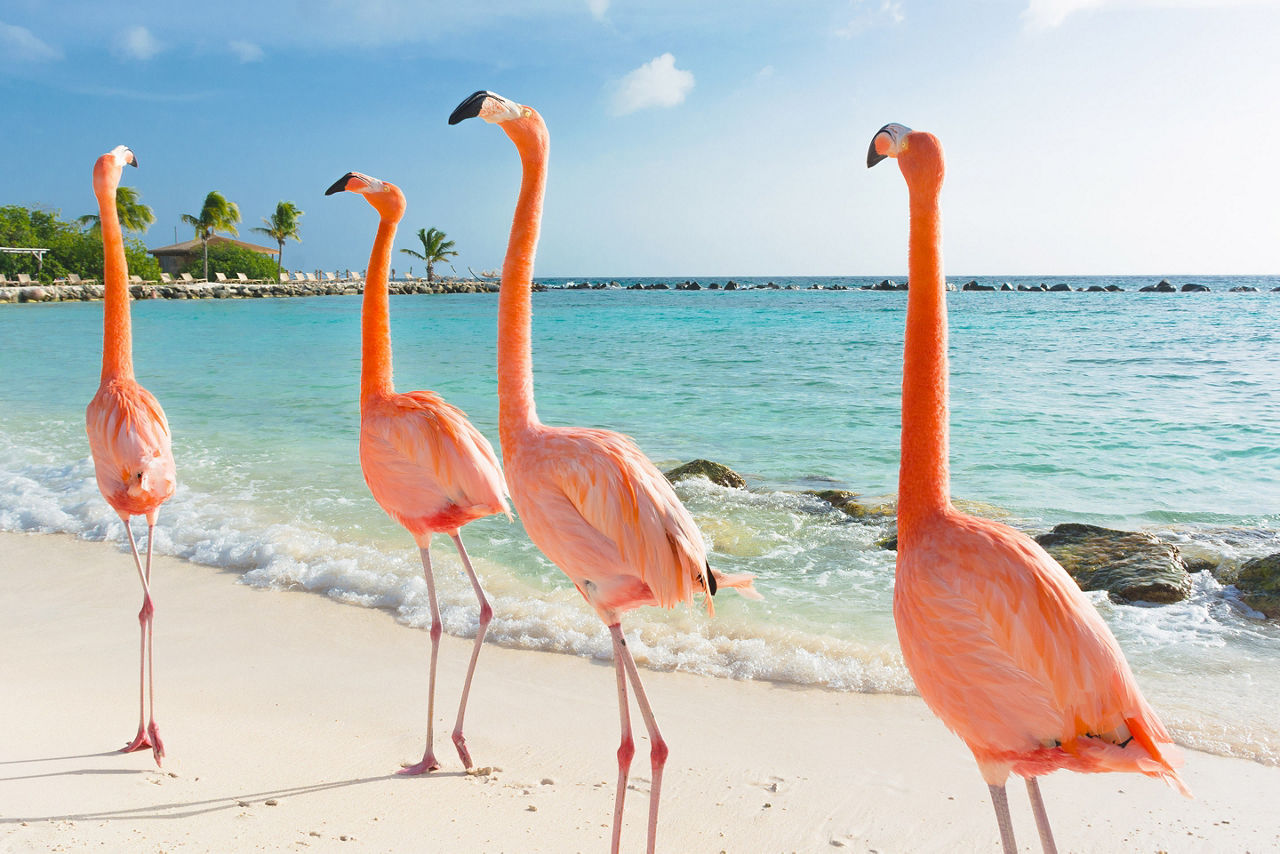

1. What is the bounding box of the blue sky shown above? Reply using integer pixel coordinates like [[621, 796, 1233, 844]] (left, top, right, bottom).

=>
[[1, 0, 1277, 276]]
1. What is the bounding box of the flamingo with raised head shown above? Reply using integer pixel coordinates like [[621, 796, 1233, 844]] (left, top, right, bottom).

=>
[[85, 145, 176, 767], [325, 171, 509, 774], [449, 90, 761, 854], [867, 123, 1189, 853]]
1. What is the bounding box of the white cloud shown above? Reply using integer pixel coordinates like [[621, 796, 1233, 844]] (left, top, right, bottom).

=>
[[611, 53, 694, 116], [587, 0, 609, 21], [0, 21, 62, 61], [116, 25, 162, 60], [1023, 0, 1271, 29], [756, 65, 776, 80], [834, 0, 904, 38], [230, 39, 264, 62]]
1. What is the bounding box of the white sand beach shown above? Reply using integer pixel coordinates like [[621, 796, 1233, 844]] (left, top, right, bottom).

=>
[[2, 530, 1278, 853]]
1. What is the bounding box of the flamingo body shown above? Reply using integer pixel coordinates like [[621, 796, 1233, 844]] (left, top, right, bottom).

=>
[[360, 389, 506, 544], [895, 509, 1184, 789], [86, 377, 176, 522], [506, 424, 716, 623]]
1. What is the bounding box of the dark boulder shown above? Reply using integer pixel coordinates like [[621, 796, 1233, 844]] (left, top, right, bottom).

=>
[[1235, 554, 1280, 618], [1140, 279, 1177, 293], [802, 490, 893, 520], [1085, 285, 1107, 292], [1048, 283, 1072, 292], [1034, 523, 1192, 603], [664, 459, 746, 489], [962, 281, 995, 291], [1229, 286, 1259, 292], [1105, 285, 1124, 292], [1181, 283, 1210, 292]]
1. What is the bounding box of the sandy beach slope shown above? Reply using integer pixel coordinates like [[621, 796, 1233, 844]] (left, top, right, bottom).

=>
[[2, 530, 1278, 853]]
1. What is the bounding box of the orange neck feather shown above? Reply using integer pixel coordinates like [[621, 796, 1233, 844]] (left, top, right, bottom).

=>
[[897, 141, 951, 533], [96, 165, 133, 382], [497, 115, 548, 444], [361, 215, 397, 400]]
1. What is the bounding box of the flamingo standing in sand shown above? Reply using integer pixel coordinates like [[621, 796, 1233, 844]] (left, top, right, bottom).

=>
[[450, 90, 761, 854], [85, 145, 177, 767], [325, 171, 509, 774], [867, 123, 1189, 852]]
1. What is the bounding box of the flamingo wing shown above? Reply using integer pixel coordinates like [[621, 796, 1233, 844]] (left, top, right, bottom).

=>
[[361, 390, 508, 534], [510, 427, 711, 618], [86, 378, 176, 515]]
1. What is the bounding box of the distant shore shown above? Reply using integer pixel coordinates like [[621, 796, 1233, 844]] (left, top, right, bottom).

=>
[[2, 275, 1277, 303]]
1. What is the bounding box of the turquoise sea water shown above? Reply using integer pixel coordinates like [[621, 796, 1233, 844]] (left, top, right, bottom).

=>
[[2, 276, 1279, 766]]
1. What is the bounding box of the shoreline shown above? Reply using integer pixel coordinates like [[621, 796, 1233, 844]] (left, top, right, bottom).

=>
[[3, 275, 1277, 303], [3, 529, 1279, 852]]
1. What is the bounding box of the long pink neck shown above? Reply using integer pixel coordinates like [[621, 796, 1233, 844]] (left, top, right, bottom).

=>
[[897, 177, 951, 533], [497, 120, 548, 446], [98, 178, 133, 381], [361, 216, 397, 400]]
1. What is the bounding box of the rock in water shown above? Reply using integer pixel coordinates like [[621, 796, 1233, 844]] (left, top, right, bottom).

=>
[[664, 459, 746, 489], [802, 490, 892, 519], [1034, 523, 1192, 603], [1235, 554, 1280, 618]]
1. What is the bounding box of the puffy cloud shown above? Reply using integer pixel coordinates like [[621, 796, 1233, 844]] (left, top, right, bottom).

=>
[[116, 25, 162, 60], [587, 0, 609, 21], [610, 53, 694, 116], [833, 0, 904, 38], [0, 21, 62, 61], [230, 39, 264, 62]]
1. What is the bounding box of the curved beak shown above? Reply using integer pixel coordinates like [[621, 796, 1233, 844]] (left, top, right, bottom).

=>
[[867, 123, 911, 168], [449, 89, 523, 125], [126, 148, 138, 168], [324, 172, 357, 196]]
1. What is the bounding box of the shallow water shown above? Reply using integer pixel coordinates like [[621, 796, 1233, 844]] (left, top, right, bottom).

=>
[[2, 277, 1278, 764]]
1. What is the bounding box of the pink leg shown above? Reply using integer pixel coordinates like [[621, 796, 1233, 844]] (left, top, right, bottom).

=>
[[120, 520, 154, 758], [988, 783, 1017, 854], [399, 544, 442, 775], [1025, 777, 1059, 854], [143, 522, 164, 766], [449, 533, 491, 770], [608, 624, 634, 854], [615, 624, 667, 854]]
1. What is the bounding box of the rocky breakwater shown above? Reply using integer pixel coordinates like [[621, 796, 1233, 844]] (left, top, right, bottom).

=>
[[0, 278, 499, 303], [1212, 553, 1280, 618]]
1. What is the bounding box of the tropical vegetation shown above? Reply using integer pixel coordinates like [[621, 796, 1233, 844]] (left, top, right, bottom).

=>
[[76, 185, 156, 235], [0, 205, 161, 284], [251, 201, 303, 278], [181, 191, 241, 282], [399, 227, 458, 284]]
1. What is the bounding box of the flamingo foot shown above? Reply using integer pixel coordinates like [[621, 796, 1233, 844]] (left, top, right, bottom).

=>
[[148, 722, 165, 767], [121, 726, 152, 754], [452, 731, 474, 770], [397, 753, 441, 775]]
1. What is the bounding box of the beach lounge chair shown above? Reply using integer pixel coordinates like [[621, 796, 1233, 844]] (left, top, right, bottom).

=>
[[16, 274, 36, 285], [279, 272, 291, 284], [323, 271, 338, 282], [160, 273, 174, 284], [0, 274, 11, 285], [237, 272, 263, 285], [66, 273, 90, 285], [214, 272, 229, 283], [180, 272, 202, 284], [304, 272, 319, 284]]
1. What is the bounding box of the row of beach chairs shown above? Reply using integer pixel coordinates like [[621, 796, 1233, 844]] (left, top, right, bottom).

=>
[[2, 270, 376, 288]]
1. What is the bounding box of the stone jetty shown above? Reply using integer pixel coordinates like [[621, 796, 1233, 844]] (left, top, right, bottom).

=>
[[0, 278, 499, 303]]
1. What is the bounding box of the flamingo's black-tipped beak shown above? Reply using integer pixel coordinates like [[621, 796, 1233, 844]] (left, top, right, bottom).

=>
[[325, 173, 356, 196], [867, 123, 911, 168], [126, 150, 138, 168], [449, 90, 494, 125]]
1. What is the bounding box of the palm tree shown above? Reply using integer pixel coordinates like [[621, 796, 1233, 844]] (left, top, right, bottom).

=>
[[181, 191, 241, 281], [251, 201, 304, 278], [77, 185, 156, 235], [399, 227, 458, 284]]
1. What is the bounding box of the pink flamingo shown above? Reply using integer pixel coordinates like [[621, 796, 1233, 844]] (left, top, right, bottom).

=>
[[85, 145, 176, 767], [868, 123, 1189, 852], [450, 90, 760, 854], [325, 171, 509, 774]]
